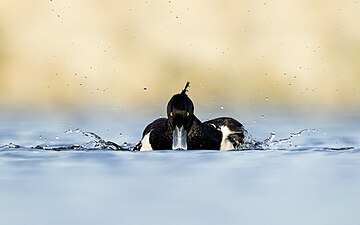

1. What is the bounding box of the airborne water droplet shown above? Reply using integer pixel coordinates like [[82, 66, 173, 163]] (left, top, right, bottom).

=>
[[143, 87, 148, 92], [268, 132, 275, 142], [220, 106, 224, 110]]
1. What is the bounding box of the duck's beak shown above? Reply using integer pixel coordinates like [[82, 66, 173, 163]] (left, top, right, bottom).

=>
[[172, 125, 187, 150]]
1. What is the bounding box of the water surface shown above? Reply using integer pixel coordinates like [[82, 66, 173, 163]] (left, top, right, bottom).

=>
[[1, 110, 359, 225]]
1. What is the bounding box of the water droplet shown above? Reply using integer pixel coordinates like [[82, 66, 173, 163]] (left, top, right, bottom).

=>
[[143, 87, 148, 92], [55, 136, 59, 140], [268, 132, 275, 142], [266, 97, 269, 101], [220, 106, 224, 110], [261, 115, 264, 119], [119, 133, 122, 136], [39, 135, 42, 140]]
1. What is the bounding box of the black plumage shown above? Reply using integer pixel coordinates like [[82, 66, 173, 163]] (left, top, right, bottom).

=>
[[134, 82, 245, 151]]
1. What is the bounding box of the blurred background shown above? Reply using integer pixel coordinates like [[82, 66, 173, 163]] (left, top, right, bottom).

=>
[[0, 0, 359, 117]]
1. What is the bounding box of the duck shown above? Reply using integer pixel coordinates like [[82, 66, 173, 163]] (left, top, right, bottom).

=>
[[134, 82, 246, 151]]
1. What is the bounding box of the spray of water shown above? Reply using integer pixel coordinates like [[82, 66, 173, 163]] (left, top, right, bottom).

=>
[[1, 128, 349, 152], [259, 129, 311, 150]]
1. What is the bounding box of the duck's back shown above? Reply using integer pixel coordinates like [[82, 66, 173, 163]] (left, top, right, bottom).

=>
[[187, 117, 222, 150], [204, 117, 245, 150], [205, 117, 244, 132]]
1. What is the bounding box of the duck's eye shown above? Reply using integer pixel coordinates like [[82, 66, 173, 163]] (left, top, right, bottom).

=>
[[170, 112, 173, 117], [186, 112, 190, 116]]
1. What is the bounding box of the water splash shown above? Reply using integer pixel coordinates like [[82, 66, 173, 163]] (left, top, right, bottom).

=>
[[0, 143, 21, 150], [31, 129, 130, 151], [238, 129, 263, 150], [262, 129, 311, 149], [0, 128, 353, 152], [239, 129, 312, 150]]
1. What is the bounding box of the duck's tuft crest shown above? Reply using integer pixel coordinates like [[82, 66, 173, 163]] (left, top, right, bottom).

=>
[[181, 82, 190, 95]]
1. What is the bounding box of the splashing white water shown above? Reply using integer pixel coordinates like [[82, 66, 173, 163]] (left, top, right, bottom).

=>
[[0, 128, 353, 152]]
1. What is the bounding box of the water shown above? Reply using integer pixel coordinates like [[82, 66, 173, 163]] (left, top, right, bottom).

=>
[[0, 109, 359, 225]]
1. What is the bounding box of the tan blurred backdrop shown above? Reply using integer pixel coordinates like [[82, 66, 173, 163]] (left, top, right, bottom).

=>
[[0, 0, 359, 113]]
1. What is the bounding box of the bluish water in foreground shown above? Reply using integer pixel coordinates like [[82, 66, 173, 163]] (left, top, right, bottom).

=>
[[0, 110, 359, 225]]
